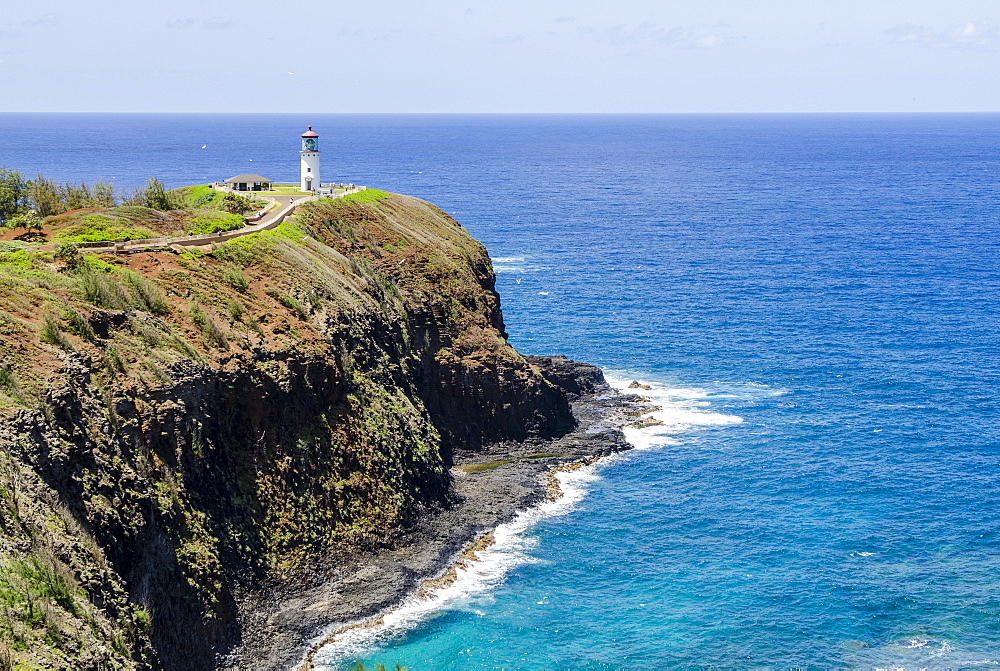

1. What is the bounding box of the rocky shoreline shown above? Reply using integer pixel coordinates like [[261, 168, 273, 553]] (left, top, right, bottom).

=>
[[224, 357, 650, 670]]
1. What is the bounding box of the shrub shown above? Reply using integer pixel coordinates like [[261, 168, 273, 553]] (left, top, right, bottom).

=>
[[167, 334, 200, 360], [212, 238, 259, 267], [62, 307, 95, 342], [51, 214, 155, 243], [39, 314, 71, 349], [107, 346, 126, 373], [190, 303, 228, 349], [220, 266, 249, 292], [221, 192, 261, 215], [121, 270, 169, 315], [227, 299, 244, 321], [77, 267, 129, 310], [0, 555, 84, 646], [134, 322, 163, 347], [0, 241, 27, 253], [265, 287, 308, 320], [53, 242, 82, 268], [0, 366, 21, 403]]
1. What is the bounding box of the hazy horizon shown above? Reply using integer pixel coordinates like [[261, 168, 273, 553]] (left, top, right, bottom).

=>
[[2, 0, 999, 114]]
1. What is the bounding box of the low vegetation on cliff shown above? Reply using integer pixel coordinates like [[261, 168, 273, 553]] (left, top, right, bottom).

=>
[[0, 172, 266, 244], [0, 189, 573, 668]]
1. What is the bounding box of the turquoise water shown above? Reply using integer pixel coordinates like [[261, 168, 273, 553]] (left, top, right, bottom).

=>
[[2, 113, 999, 667]]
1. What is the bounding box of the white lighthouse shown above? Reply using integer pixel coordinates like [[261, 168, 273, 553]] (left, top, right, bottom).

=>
[[299, 126, 320, 192]]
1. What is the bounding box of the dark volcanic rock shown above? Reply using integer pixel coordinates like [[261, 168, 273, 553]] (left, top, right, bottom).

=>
[[226, 356, 636, 670], [525, 354, 609, 400], [0, 192, 631, 670]]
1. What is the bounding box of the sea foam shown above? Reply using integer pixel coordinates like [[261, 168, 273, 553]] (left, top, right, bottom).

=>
[[311, 464, 602, 666], [603, 373, 744, 451], [313, 371, 748, 666]]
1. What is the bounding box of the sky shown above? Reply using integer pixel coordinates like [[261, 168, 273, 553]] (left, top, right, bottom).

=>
[[1, 0, 999, 113]]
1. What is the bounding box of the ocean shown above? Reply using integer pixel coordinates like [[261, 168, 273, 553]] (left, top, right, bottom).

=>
[[2, 113, 999, 668]]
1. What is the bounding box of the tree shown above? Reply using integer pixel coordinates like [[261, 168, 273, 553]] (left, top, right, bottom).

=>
[[221, 192, 258, 215], [60, 182, 94, 211], [7, 210, 42, 235], [141, 177, 172, 211], [91, 181, 117, 208], [27, 175, 63, 217], [0, 167, 28, 226]]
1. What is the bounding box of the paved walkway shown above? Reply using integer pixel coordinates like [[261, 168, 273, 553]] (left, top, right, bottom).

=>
[[30, 188, 363, 254]]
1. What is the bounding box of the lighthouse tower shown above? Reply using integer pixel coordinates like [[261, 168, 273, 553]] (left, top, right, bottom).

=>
[[299, 126, 320, 192]]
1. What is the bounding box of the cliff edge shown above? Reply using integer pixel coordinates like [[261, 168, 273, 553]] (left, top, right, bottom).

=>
[[0, 190, 617, 669]]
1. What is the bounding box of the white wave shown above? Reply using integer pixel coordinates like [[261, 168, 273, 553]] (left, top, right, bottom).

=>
[[604, 373, 745, 448], [311, 464, 603, 667], [900, 637, 954, 657], [863, 636, 957, 667], [491, 258, 551, 274], [312, 370, 754, 666]]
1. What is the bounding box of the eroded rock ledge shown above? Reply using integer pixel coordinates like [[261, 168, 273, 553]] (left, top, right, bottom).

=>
[[0, 191, 629, 669], [227, 357, 641, 670]]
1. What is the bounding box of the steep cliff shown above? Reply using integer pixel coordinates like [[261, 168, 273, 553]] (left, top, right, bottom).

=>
[[0, 190, 577, 669]]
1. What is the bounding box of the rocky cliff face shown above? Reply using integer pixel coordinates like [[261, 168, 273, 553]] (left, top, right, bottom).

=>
[[0, 191, 576, 669]]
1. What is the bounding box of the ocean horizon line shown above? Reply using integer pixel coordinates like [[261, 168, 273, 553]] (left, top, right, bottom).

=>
[[2, 110, 1000, 117]]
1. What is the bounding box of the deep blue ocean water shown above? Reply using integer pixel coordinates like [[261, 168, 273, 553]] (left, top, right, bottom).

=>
[[2, 113, 999, 668]]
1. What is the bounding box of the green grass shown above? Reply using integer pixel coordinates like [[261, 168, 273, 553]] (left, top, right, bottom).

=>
[[51, 214, 155, 243], [212, 221, 306, 267], [169, 184, 225, 209], [184, 211, 245, 236], [253, 185, 311, 196], [524, 452, 566, 459], [341, 188, 390, 204], [456, 459, 511, 474], [0, 249, 36, 273]]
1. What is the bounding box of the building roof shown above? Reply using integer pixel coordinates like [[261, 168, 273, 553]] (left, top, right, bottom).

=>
[[301, 126, 319, 138], [224, 174, 272, 184]]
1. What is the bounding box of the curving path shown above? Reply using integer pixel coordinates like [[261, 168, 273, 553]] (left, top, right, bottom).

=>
[[32, 188, 364, 254]]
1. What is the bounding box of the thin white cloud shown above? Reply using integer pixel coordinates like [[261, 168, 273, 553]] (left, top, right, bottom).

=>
[[886, 20, 1000, 50], [167, 18, 196, 30], [554, 16, 576, 24], [492, 33, 524, 45], [23, 14, 57, 28], [605, 21, 740, 50], [202, 17, 235, 30], [167, 17, 236, 31]]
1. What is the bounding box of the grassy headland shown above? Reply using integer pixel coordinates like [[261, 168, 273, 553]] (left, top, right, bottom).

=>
[[0, 187, 576, 668]]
